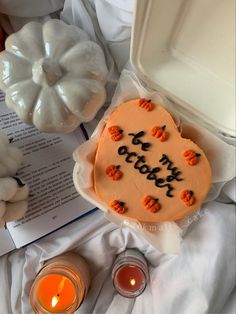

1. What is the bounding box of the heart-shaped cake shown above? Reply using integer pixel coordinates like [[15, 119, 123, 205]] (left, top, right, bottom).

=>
[[94, 99, 212, 222]]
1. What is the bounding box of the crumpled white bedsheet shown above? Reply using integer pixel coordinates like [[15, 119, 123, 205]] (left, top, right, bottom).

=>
[[0, 200, 235, 314], [0, 1, 235, 313]]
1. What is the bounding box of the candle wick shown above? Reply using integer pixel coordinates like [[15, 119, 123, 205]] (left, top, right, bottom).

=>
[[51, 276, 67, 308]]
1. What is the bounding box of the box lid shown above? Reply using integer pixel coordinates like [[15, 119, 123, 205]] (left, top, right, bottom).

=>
[[131, 0, 235, 136]]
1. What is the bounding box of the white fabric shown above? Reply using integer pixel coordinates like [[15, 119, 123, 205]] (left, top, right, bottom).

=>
[[0, 14, 55, 34], [0, 202, 235, 314], [0, 1, 235, 314], [0, 0, 64, 17], [0, 0, 64, 34]]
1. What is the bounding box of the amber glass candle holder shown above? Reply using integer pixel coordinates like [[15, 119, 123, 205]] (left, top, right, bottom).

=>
[[30, 252, 90, 314], [112, 249, 149, 298]]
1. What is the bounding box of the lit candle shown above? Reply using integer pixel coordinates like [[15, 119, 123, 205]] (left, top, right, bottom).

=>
[[112, 249, 148, 298], [30, 252, 90, 313]]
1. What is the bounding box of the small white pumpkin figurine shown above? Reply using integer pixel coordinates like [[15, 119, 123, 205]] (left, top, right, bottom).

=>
[[0, 130, 23, 177], [0, 19, 108, 133], [0, 177, 29, 228]]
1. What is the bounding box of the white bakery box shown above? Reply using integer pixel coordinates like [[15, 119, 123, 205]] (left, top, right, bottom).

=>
[[72, 0, 235, 245], [131, 0, 235, 138], [73, 0, 235, 215]]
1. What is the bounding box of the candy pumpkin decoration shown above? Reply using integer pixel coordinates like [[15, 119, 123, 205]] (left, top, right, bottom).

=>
[[106, 165, 123, 180], [110, 200, 127, 214], [108, 126, 123, 141], [138, 98, 154, 111], [0, 20, 108, 133], [180, 190, 196, 206], [183, 149, 200, 166], [143, 195, 161, 213], [151, 125, 169, 142]]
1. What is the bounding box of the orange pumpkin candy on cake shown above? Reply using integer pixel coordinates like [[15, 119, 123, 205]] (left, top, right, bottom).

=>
[[93, 99, 212, 223]]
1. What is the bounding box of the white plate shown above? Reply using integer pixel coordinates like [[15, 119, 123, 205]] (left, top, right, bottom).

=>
[[131, 0, 235, 136]]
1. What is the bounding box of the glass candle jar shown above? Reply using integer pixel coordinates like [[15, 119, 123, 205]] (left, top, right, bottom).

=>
[[112, 249, 149, 298], [30, 252, 90, 314]]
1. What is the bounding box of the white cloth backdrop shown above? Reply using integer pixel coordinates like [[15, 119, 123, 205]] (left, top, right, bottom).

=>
[[0, 1, 235, 313]]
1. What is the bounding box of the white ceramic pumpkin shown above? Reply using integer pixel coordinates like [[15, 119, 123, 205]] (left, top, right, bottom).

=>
[[0, 177, 29, 228], [0, 19, 108, 133], [0, 130, 23, 177]]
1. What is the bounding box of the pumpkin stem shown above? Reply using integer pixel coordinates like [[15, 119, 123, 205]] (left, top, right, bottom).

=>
[[32, 58, 63, 86]]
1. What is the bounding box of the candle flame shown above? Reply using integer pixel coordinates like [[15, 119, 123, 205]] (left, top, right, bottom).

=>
[[51, 276, 67, 308], [130, 278, 136, 286], [51, 296, 59, 308]]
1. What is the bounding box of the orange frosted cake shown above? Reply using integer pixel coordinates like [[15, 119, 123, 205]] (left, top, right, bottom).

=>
[[93, 99, 212, 222]]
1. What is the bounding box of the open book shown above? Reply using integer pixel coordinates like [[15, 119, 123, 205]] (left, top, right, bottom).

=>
[[0, 93, 96, 256]]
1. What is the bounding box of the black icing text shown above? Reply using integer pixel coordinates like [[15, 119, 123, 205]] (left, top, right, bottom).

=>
[[128, 131, 151, 151], [118, 146, 175, 197], [159, 154, 183, 182]]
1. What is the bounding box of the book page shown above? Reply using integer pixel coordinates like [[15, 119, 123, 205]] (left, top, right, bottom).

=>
[[0, 98, 95, 248], [0, 228, 15, 256]]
